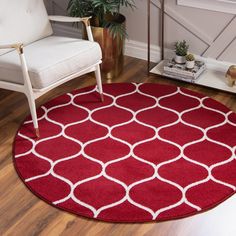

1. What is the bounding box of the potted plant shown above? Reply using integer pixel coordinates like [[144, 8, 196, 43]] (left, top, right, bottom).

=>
[[174, 40, 189, 64], [67, 0, 135, 79], [186, 54, 195, 69]]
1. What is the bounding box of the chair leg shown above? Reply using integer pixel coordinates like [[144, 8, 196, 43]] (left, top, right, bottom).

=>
[[95, 64, 104, 102], [26, 94, 40, 138]]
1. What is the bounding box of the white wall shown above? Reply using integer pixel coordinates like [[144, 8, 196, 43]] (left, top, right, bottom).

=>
[[122, 0, 236, 63], [45, 0, 236, 64]]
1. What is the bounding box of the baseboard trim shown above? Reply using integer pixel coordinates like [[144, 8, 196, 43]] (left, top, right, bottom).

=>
[[125, 40, 161, 63], [125, 39, 233, 71], [52, 24, 233, 71]]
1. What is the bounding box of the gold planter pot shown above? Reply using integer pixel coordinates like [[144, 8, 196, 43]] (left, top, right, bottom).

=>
[[84, 14, 125, 79]]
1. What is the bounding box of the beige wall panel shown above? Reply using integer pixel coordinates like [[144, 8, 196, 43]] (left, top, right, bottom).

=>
[[123, 0, 236, 63], [167, 0, 233, 41], [164, 17, 208, 55], [45, 0, 236, 63], [218, 38, 236, 63]]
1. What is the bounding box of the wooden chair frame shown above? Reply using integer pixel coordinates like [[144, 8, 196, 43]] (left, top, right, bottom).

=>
[[0, 16, 103, 138]]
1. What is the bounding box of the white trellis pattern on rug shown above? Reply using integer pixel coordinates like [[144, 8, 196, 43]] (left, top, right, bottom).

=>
[[14, 83, 236, 222]]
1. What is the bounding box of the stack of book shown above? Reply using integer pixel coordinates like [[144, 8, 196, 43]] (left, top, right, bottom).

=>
[[163, 59, 206, 83]]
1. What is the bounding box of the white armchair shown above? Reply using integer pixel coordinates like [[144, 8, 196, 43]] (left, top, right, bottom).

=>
[[0, 0, 103, 138]]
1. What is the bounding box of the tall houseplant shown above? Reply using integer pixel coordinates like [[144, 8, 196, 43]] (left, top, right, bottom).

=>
[[67, 0, 135, 79]]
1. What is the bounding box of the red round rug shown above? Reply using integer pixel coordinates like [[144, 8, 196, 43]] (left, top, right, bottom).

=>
[[14, 83, 236, 222]]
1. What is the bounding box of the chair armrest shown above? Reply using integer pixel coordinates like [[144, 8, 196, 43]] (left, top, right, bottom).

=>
[[0, 43, 24, 54], [0, 43, 33, 91], [48, 15, 91, 25]]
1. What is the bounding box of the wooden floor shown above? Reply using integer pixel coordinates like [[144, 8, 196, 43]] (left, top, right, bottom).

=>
[[1, 56, 236, 236]]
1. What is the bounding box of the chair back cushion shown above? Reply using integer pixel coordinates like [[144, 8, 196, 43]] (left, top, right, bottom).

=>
[[0, 0, 53, 55]]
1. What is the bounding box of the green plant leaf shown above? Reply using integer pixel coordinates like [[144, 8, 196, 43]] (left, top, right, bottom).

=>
[[67, 0, 135, 38], [174, 40, 189, 56], [103, 21, 127, 40]]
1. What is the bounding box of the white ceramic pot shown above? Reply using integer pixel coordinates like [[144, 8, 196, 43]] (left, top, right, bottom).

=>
[[186, 60, 195, 69], [175, 55, 186, 64]]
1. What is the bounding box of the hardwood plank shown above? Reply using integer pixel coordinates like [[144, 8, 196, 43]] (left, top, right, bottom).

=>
[[0, 56, 236, 236]]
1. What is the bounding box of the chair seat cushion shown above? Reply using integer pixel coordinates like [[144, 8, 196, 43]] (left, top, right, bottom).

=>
[[0, 36, 102, 89]]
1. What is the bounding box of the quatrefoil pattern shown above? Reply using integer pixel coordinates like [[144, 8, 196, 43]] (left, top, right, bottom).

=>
[[14, 83, 236, 222]]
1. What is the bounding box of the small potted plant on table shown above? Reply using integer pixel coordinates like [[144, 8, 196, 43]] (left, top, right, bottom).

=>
[[174, 40, 189, 64], [186, 53, 195, 69]]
